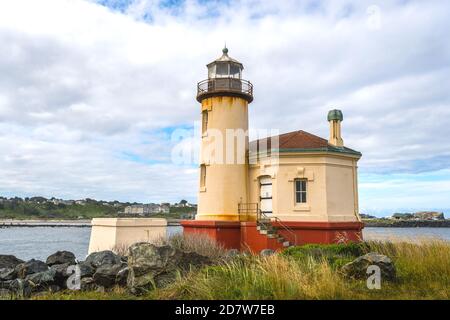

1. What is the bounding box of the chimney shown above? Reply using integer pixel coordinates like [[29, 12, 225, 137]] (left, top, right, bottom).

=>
[[328, 109, 344, 147]]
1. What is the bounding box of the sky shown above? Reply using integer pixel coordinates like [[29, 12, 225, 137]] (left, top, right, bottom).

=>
[[0, 0, 449, 216]]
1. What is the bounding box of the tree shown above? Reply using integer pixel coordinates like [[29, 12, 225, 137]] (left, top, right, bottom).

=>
[[179, 200, 188, 206]]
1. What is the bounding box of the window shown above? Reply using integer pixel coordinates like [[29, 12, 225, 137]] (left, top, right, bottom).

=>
[[295, 179, 307, 203], [216, 63, 229, 77], [202, 110, 208, 135], [230, 64, 241, 78], [200, 164, 206, 188]]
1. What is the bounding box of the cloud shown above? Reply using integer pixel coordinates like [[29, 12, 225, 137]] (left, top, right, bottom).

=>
[[0, 0, 449, 212]]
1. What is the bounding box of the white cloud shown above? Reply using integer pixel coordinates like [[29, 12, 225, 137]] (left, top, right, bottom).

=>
[[0, 0, 449, 210]]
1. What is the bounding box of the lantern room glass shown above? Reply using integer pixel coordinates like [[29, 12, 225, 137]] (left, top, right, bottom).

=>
[[208, 62, 242, 79]]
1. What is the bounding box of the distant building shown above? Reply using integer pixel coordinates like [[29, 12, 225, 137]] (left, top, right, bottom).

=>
[[51, 199, 74, 206], [413, 211, 445, 220], [160, 203, 170, 214], [124, 203, 170, 216], [391, 213, 413, 220], [391, 212, 445, 220]]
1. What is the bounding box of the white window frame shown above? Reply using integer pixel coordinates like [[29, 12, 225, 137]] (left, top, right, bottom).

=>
[[294, 179, 307, 204]]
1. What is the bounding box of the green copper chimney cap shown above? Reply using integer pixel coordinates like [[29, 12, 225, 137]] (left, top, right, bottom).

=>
[[328, 109, 343, 121]]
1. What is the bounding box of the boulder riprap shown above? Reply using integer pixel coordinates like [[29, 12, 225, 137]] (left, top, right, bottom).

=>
[[0, 255, 24, 269], [0, 267, 17, 281], [80, 277, 98, 291], [7, 279, 32, 298], [93, 263, 128, 288], [25, 269, 58, 292], [85, 250, 122, 269], [127, 243, 212, 294], [15, 259, 49, 279], [50, 263, 72, 288], [341, 252, 396, 281], [46, 251, 76, 266], [77, 261, 95, 278]]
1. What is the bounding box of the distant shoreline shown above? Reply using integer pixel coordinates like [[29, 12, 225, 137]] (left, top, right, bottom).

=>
[[1, 218, 449, 228], [0, 219, 182, 228], [363, 219, 450, 228]]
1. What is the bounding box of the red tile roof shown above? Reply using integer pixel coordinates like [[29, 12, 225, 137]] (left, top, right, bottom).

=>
[[249, 130, 360, 155]]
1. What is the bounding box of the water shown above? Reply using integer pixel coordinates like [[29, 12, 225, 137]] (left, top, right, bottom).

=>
[[0, 226, 448, 261], [363, 227, 450, 242], [0, 226, 183, 261], [0, 227, 92, 261]]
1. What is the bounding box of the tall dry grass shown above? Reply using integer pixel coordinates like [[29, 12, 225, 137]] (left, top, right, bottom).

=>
[[154, 254, 357, 300], [154, 240, 450, 300], [154, 233, 228, 262]]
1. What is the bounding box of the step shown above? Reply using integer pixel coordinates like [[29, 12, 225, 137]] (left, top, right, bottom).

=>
[[266, 233, 279, 239], [277, 237, 285, 243]]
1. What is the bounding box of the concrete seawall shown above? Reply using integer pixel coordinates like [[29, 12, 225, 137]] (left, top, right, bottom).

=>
[[0, 219, 182, 228]]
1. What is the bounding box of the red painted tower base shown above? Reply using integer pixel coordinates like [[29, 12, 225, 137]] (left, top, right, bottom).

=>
[[181, 220, 364, 252]]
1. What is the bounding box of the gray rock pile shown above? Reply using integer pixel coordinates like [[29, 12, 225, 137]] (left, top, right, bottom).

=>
[[0, 243, 212, 298]]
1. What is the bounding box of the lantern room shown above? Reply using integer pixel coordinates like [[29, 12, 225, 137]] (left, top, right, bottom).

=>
[[207, 47, 243, 79], [197, 47, 253, 103]]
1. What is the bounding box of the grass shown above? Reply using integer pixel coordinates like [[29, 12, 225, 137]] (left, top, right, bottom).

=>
[[13, 239, 450, 300], [152, 239, 450, 300], [154, 233, 228, 262]]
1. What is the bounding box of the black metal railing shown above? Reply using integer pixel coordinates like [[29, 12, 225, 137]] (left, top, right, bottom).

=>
[[238, 202, 298, 246], [257, 210, 298, 246], [238, 202, 259, 221], [197, 78, 253, 101]]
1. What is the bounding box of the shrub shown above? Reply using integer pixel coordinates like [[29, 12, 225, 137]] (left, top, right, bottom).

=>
[[282, 242, 367, 268]]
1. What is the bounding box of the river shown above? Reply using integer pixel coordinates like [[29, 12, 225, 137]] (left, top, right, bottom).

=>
[[0, 226, 449, 261]]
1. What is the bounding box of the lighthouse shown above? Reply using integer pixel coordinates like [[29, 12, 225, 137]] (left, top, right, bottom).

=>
[[196, 47, 253, 222], [182, 48, 364, 252]]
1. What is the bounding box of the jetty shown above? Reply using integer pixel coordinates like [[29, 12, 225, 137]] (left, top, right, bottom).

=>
[[0, 219, 91, 227]]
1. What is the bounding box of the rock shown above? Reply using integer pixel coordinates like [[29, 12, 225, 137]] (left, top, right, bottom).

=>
[[0, 255, 24, 269], [50, 263, 72, 287], [15, 259, 49, 279], [85, 251, 122, 269], [80, 277, 98, 292], [127, 243, 212, 294], [225, 249, 240, 258], [46, 251, 76, 266], [341, 252, 397, 281], [116, 267, 129, 287], [0, 268, 17, 281], [26, 269, 57, 292], [8, 279, 32, 298], [77, 262, 95, 278], [0, 280, 11, 290], [260, 249, 275, 257], [93, 263, 127, 288]]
